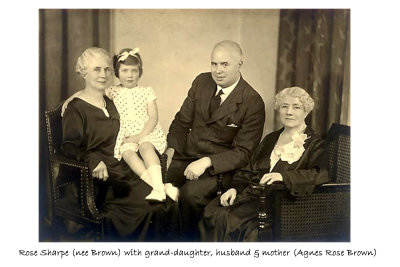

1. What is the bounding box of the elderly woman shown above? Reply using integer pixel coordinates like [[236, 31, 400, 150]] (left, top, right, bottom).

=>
[[199, 87, 329, 241], [62, 47, 179, 241]]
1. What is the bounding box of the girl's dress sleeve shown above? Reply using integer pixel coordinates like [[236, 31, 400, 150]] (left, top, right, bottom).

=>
[[62, 105, 102, 173], [146, 87, 157, 103]]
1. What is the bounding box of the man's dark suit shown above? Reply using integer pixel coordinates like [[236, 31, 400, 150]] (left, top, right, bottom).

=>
[[167, 72, 265, 240]]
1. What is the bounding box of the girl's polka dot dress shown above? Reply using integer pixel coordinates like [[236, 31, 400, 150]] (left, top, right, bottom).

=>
[[107, 85, 167, 160]]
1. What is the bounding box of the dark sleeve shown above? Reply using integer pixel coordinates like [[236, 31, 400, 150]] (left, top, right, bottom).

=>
[[229, 134, 270, 193], [229, 167, 256, 194], [281, 138, 330, 196], [61, 105, 103, 172], [208, 94, 265, 174], [166, 77, 198, 154]]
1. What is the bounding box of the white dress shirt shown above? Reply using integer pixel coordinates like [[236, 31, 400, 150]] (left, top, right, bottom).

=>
[[215, 77, 240, 104]]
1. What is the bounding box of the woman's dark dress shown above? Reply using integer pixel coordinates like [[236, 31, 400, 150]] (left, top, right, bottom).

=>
[[199, 127, 329, 241], [62, 96, 180, 241]]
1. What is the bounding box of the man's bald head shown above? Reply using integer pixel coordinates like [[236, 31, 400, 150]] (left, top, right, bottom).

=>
[[212, 40, 243, 63]]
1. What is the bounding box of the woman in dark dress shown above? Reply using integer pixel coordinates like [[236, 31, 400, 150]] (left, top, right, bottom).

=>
[[62, 47, 179, 241], [199, 87, 329, 241]]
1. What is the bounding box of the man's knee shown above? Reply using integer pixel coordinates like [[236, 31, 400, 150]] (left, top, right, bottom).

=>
[[180, 180, 214, 207], [179, 182, 198, 205]]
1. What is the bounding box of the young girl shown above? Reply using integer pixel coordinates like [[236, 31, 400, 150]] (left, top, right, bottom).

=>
[[63, 48, 178, 202]]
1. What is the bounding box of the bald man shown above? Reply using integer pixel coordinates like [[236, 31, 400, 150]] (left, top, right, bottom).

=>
[[165, 40, 265, 241]]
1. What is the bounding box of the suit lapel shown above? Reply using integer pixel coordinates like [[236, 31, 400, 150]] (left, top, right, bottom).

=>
[[201, 80, 217, 121], [207, 76, 245, 124]]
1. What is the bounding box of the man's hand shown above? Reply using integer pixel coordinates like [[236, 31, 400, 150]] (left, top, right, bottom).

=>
[[220, 188, 237, 207], [92, 161, 109, 181], [184, 157, 212, 180], [259, 172, 283, 185]]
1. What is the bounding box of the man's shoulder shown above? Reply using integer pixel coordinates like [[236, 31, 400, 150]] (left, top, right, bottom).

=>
[[194, 72, 213, 82], [239, 77, 257, 94], [238, 78, 264, 105]]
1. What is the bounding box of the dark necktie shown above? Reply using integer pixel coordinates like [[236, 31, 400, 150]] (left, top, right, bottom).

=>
[[209, 89, 224, 116]]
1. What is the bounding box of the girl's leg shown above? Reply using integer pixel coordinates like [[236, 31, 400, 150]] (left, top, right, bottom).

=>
[[122, 149, 146, 177], [139, 142, 179, 202], [139, 142, 166, 202], [139, 142, 160, 168], [122, 149, 152, 187]]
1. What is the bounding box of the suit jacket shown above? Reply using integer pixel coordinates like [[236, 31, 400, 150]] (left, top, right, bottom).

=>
[[167, 72, 265, 175], [230, 126, 329, 196]]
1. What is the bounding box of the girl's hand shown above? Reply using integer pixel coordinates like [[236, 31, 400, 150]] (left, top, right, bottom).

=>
[[259, 172, 283, 185], [92, 161, 109, 181], [220, 188, 237, 207], [124, 135, 141, 144]]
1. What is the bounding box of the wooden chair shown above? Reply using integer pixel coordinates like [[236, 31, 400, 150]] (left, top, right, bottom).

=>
[[255, 123, 350, 241], [45, 102, 169, 241]]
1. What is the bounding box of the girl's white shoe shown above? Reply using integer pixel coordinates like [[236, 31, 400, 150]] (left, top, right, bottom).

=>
[[145, 190, 166, 202], [164, 183, 179, 202]]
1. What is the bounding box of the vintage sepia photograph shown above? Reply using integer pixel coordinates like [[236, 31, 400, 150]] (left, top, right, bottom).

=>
[[38, 9, 350, 243], [4, 1, 400, 266]]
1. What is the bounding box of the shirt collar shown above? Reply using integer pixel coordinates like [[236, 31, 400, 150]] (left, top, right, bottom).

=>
[[216, 76, 240, 96]]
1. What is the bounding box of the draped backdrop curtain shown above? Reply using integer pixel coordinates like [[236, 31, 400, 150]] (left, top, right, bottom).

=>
[[274, 9, 350, 135], [39, 9, 110, 240]]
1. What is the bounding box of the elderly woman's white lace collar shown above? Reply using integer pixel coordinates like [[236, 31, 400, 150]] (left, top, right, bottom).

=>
[[269, 129, 309, 171]]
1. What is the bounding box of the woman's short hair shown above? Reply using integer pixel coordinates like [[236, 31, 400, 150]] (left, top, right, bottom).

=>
[[113, 48, 143, 78], [274, 87, 315, 114], [75, 47, 113, 77]]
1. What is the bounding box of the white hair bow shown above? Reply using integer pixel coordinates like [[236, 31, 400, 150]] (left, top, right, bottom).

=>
[[118, 47, 140, 62]]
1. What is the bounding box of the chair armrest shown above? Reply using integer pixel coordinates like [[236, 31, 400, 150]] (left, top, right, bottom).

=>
[[312, 182, 350, 194], [251, 183, 286, 194], [49, 154, 102, 220], [50, 153, 89, 169]]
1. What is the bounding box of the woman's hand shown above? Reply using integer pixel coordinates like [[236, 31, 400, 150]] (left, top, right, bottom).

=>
[[259, 172, 283, 185], [92, 161, 109, 181], [220, 188, 237, 207], [123, 135, 141, 145]]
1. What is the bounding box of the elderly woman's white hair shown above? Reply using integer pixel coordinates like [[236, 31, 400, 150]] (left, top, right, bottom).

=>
[[274, 87, 315, 115], [75, 47, 113, 77]]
